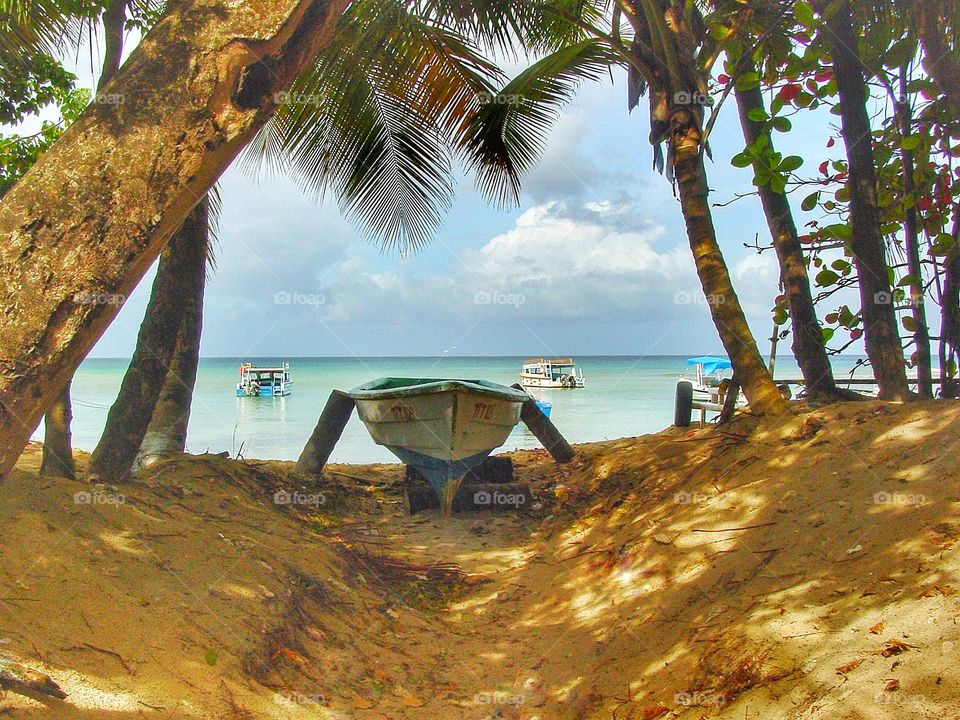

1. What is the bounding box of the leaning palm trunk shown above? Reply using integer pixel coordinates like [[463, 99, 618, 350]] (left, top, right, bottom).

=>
[[826, 0, 911, 400], [0, 0, 349, 480], [734, 80, 846, 401], [41, 0, 129, 472], [135, 221, 208, 469], [941, 213, 960, 398], [671, 109, 788, 415], [88, 200, 209, 482]]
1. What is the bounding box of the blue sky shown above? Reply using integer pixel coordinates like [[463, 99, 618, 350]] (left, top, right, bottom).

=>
[[37, 28, 866, 359]]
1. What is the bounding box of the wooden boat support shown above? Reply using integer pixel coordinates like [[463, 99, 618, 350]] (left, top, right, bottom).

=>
[[511, 383, 576, 463], [296, 390, 356, 476]]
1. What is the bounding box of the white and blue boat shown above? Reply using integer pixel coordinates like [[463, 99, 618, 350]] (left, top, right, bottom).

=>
[[349, 378, 530, 515], [236, 362, 293, 397]]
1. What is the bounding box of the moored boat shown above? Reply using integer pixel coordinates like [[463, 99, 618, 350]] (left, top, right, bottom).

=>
[[520, 358, 585, 388], [236, 362, 293, 397], [349, 378, 529, 515]]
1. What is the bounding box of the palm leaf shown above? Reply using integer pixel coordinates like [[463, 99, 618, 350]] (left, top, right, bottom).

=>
[[459, 38, 619, 206]]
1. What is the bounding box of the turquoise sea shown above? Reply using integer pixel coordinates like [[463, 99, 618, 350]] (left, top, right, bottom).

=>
[[46, 355, 873, 464]]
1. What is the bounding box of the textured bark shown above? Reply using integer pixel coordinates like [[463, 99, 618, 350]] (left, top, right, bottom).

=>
[[670, 110, 788, 415], [88, 201, 208, 481], [0, 0, 349, 480], [916, 0, 960, 118], [297, 390, 356, 476], [828, 0, 911, 400], [896, 72, 933, 397], [941, 214, 960, 397], [39, 383, 75, 478], [41, 0, 128, 477], [134, 200, 209, 470], [735, 79, 842, 401]]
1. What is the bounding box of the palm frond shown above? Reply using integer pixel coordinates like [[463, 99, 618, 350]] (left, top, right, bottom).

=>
[[459, 38, 619, 206]]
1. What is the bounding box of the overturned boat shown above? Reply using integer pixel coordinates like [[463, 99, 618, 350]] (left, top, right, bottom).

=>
[[349, 378, 529, 515]]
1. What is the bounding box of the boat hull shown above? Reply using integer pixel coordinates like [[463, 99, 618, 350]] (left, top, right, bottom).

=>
[[350, 379, 528, 515]]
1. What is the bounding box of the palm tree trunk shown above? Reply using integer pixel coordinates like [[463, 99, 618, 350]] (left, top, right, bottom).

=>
[[827, 0, 911, 400], [135, 214, 208, 469], [734, 79, 845, 401], [671, 109, 788, 415], [896, 71, 933, 397], [40, 0, 128, 474], [0, 0, 349, 480], [39, 383, 75, 478], [88, 199, 209, 482]]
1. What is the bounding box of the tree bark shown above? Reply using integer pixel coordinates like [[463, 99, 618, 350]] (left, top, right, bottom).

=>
[[40, 1, 129, 475], [670, 109, 788, 415], [896, 70, 933, 397], [0, 0, 349, 480], [941, 212, 960, 397], [734, 78, 843, 401], [39, 382, 75, 478], [134, 200, 209, 470], [88, 201, 208, 481], [296, 390, 355, 476], [827, 0, 911, 400], [915, 0, 960, 118]]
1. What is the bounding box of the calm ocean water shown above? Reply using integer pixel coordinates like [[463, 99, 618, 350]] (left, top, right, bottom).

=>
[[43, 355, 872, 463]]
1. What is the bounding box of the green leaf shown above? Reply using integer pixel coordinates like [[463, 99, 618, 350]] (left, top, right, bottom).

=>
[[731, 152, 754, 168], [885, 38, 917, 69], [815, 269, 840, 286], [747, 107, 769, 122], [902, 315, 917, 332], [736, 72, 760, 91], [822, 326, 835, 343], [802, 191, 820, 211], [772, 116, 792, 133], [901, 135, 921, 151], [205, 650, 218, 666], [779, 155, 803, 172], [795, 1, 815, 27]]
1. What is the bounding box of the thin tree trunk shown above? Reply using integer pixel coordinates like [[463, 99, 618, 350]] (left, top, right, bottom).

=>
[[40, 0, 128, 474], [896, 70, 933, 397], [941, 212, 960, 398], [135, 212, 208, 469], [88, 200, 208, 482], [827, 0, 911, 400], [915, 0, 960, 118], [670, 109, 788, 415], [0, 0, 349, 480], [734, 78, 846, 401], [39, 382, 74, 478]]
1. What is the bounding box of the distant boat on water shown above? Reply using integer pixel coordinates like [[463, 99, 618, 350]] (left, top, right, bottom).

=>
[[236, 362, 293, 397], [520, 358, 585, 388]]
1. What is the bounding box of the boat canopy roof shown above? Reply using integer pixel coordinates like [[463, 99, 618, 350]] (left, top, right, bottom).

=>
[[687, 356, 732, 375], [349, 377, 529, 403], [524, 357, 576, 365]]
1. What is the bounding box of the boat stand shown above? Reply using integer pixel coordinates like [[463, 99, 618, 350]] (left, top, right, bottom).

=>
[[296, 388, 575, 514]]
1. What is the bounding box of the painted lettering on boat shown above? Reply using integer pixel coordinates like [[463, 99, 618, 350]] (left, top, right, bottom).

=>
[[473, 402, 495, 420], [390, 404, 415, 421]]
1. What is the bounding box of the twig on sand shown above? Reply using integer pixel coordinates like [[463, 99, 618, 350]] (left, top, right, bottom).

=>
[[692, 521, 778, 533], [63, 643, 135, 675], [0, 658, 67, 700]]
